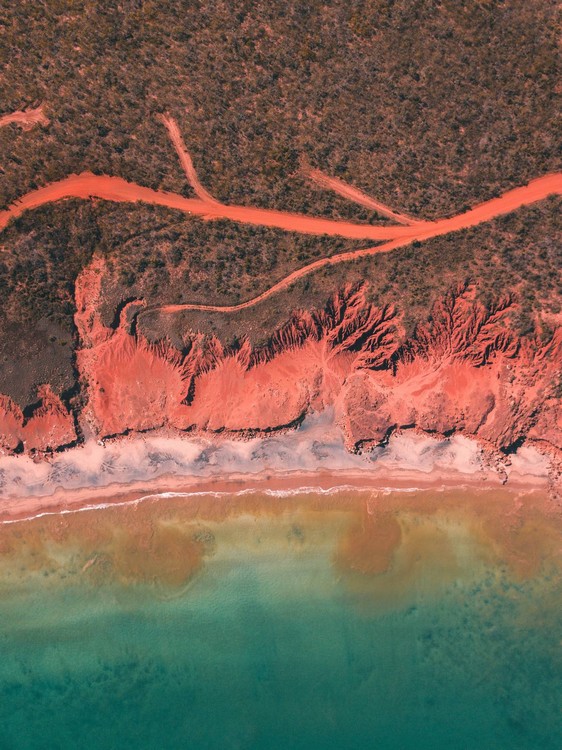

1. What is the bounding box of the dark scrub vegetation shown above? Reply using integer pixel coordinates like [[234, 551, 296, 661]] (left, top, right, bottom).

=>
[[0, 0, 559, 403]]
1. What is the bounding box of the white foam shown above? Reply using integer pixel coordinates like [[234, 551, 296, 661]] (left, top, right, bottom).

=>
[[0, 409, 547, 501], [0, 483, 435, 526]]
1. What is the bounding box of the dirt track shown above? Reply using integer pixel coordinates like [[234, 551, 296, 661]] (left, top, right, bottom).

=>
[[1, 169, 559, 241], [0, 172, 430, 241], [159, 114, 219, 205], [304, 167, 423, 226], [152, 173, 561, 313], [0, 118, 560, 312]]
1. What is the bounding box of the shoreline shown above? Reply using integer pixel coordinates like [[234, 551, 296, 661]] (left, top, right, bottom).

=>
[[0, 460, 553, 526]]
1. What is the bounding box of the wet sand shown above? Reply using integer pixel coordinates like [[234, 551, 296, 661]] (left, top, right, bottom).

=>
[[0, 456, 553, 527]]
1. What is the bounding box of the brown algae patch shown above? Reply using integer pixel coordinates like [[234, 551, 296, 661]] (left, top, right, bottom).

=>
[[334, 508, 402, 576], [0, 502, 216, 591], [332, 488, 562, 607]]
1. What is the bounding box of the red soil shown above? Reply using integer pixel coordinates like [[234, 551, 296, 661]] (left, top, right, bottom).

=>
[[78, 329, 195, 436], [2, 259, 559, 461], [0, 105, 49, 131]]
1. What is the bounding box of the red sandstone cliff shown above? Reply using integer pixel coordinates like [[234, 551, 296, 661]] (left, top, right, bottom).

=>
[[1, 258, 560, 468], [0, 384, 76, 453]]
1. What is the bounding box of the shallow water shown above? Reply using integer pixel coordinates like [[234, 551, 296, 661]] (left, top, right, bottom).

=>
[[0, 488, 561, 749]]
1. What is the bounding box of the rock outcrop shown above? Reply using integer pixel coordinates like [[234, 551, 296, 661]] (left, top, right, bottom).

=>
[[0, 385, 76, 452]]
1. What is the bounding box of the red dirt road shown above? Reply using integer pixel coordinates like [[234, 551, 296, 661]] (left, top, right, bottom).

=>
[[0, 172, 429, 241], [1, 170, 559, 243], [151, 172, 560, 314], [159, 114, 219, 205], [155, 236, 413, 314], [154, 171, 561, 314], [0, 129, 559, 312]]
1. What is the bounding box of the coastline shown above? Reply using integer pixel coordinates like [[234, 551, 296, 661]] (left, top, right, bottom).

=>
[[0, 458, 554, 527], [0, 415, 557, 525]]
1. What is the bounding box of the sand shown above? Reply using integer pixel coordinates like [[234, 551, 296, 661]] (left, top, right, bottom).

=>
[[0, 105, 48, 131], [0, 432, 553, 526]]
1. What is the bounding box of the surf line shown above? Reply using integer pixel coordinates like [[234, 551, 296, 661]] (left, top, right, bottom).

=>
[[0, 483, 436, 526]]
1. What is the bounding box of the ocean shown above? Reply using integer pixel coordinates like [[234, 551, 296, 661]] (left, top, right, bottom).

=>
[[0, 487, 560, 749]]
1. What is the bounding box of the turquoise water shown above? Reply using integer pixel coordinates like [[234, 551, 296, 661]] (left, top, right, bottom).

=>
[[0, 491, 561, 749]]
